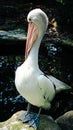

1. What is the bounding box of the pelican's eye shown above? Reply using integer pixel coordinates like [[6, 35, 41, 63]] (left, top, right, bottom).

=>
[[29, 18, 32, 22]]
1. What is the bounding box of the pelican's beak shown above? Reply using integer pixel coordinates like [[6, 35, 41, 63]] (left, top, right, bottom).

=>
[[25, 22, 38, 59]]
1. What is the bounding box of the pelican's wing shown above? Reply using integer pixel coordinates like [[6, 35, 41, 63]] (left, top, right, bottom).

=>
[[48, 75, 71, 93]]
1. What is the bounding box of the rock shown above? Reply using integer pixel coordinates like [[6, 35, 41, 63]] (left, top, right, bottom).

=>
[[0, 111, 61, 130], [56, 110, 73, 130], [0, 29, 26, 40]]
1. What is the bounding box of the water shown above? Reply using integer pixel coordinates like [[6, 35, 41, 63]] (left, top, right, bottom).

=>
[[0, 43, 73, 121]]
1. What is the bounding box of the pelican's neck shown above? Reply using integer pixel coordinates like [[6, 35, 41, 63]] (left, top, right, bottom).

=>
[[25, 36, 43, 69]]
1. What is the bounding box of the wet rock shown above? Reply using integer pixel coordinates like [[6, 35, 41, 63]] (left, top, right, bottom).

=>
[[0, 111, 61, 130], [56, 110, 73, 130], [0, 29, 26, 40]]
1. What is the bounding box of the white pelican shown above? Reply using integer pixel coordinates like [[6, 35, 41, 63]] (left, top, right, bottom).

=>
[[15, 9, 71, 129]]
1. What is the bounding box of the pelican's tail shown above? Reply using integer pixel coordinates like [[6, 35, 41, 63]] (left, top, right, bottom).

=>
[[48, 75, 71, 93]]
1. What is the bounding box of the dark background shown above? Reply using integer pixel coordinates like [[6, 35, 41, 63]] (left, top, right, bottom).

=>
[[0, 0, 73, 122]]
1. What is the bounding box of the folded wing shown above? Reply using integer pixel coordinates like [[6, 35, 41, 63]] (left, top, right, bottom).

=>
[[48, 75, 71, 93]]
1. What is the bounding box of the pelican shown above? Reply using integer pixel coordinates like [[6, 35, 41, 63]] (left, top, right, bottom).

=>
[[15, 9, 71, 129]]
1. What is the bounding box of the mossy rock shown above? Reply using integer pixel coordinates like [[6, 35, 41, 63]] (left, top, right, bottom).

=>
[[56, 110, 73, 130], [0, 111, 61, 130]]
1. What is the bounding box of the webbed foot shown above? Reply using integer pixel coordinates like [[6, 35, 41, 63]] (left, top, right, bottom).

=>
[[19, 112, 39, 129], [28, 114, 39, 129], [19, 104, 41, 129], [19, 112, 35, 123]]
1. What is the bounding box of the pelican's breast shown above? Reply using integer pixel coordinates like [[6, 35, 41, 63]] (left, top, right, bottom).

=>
[[15, 63, 43, 106], [15, 63, 36, 93]]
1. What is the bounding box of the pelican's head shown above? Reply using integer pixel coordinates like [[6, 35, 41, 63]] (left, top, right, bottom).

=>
[[25, 8, 48, 59], [27, 9, 48, 33]]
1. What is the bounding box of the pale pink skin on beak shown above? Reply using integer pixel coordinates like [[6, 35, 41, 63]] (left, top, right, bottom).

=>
[[25, 22, 38, 59]]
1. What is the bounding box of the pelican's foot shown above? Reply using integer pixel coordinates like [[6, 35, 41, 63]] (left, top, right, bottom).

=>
[[28, 114, 40, 129], [19, 112, 35, 123], [19, 112, 39, 129]]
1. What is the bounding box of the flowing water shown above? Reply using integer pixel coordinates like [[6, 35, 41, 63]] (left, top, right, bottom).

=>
[[0, 42, 73, 121]]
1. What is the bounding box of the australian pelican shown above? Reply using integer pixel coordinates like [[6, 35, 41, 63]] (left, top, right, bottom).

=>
[[15, 8, 71, 129]]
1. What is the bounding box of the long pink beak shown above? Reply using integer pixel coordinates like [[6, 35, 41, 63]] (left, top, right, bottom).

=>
[[25, 22, 38, 59]]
